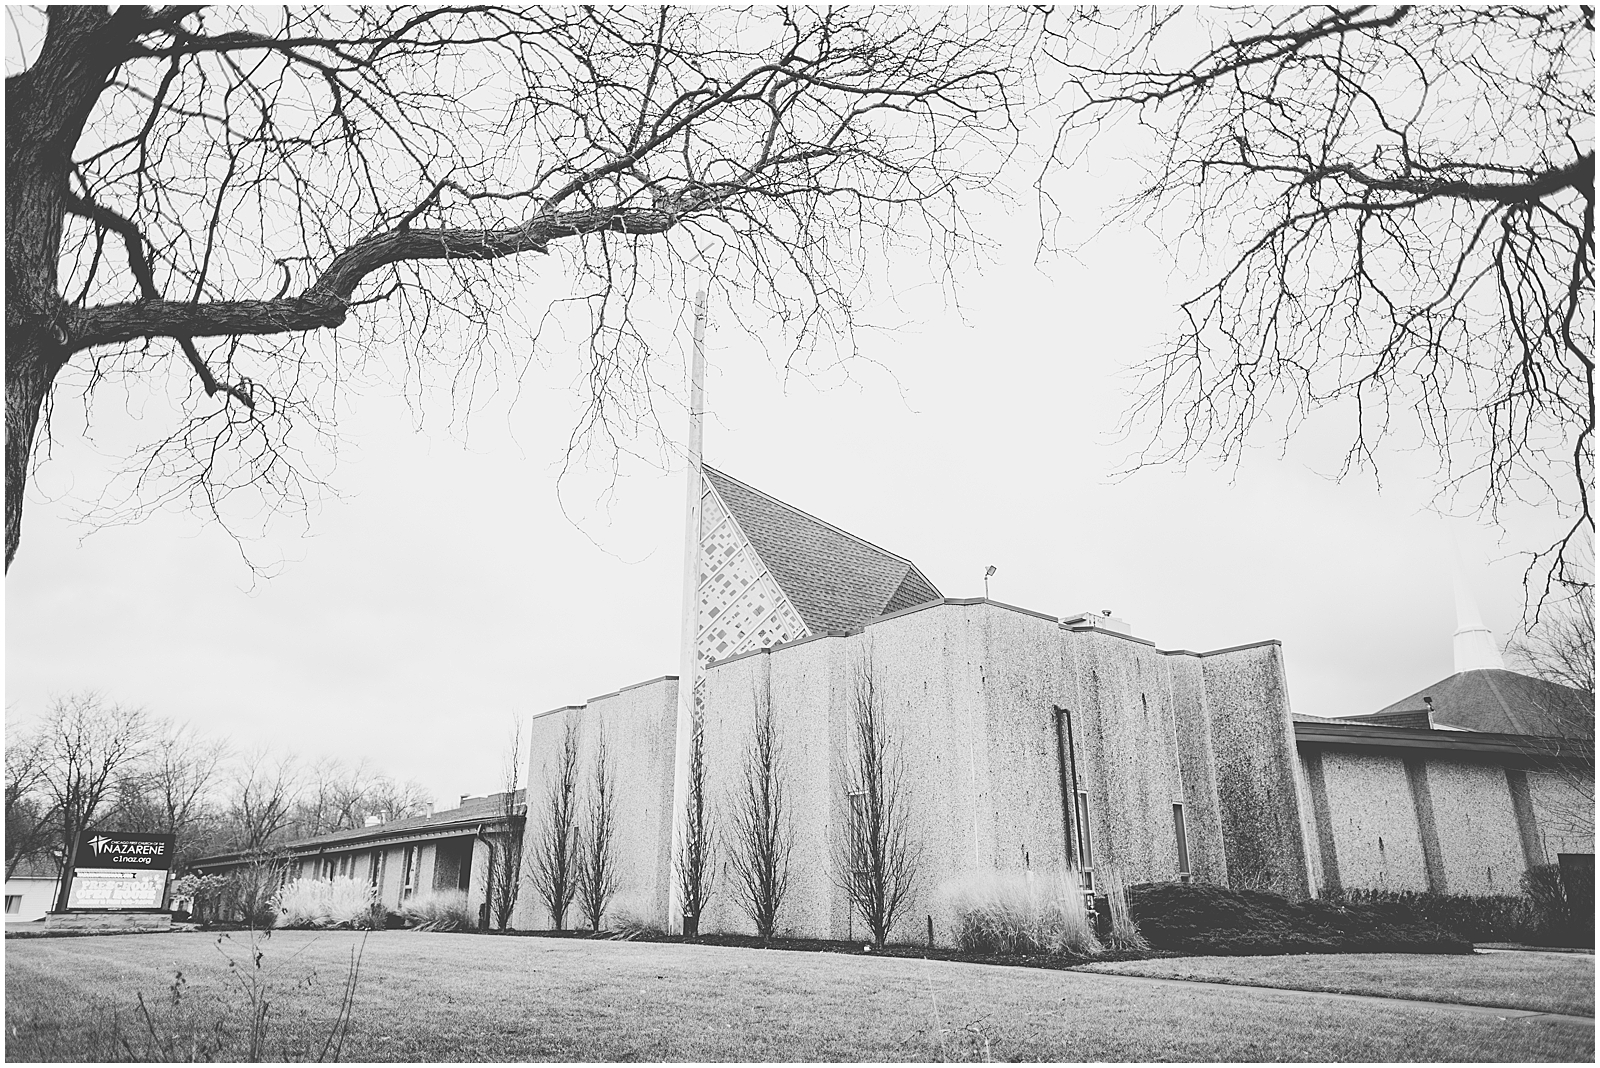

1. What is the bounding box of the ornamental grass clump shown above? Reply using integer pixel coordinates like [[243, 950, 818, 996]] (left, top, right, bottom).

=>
[[944, 869, 1101, 957], [272, 877, 381, 930], [399, 889, 474, 931]]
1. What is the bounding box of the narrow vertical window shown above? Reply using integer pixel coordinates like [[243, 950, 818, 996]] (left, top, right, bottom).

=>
[[401, 845, 418, 899], [1075, 790, 1094, 889], [1172, 803, 1191, 881]]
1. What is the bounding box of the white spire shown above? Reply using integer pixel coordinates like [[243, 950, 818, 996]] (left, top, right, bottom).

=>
[[667, 288, 708, 933], [1450, 541, 1503, 673]]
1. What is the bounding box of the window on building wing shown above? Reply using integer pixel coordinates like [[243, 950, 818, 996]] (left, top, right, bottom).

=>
[[1075, 790, 1094, 888], [401, 845, 418, 899], [1172, 803, 1191, 882], [4, 895, 20, 914]]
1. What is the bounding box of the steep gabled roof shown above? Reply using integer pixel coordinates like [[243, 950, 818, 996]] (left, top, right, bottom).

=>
[[702, 465, 941, 634], [1377, 668, 1591, 738]]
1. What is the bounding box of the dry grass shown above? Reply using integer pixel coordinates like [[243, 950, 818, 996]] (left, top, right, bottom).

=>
[[6, 932, 1591, 1062], [274, 877, 381, 930], [397, 889, 473, 931], [941, 869, 1100, 957], [1081, 951, 1596, 1017]]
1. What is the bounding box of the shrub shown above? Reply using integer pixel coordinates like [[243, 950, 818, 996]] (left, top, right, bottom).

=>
[[943, 869, 1101, 957], [273, 877, 382, 930], [1523, 864, 1594, 947], [1320, 887, 1540, 943], [399, 889, 475, 931], [609, 909, 666, 940], [1128, 881, 1471, 955]]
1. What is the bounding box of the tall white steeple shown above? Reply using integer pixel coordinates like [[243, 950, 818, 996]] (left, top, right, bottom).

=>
[[1451, 544, 1503, 673], [667, 288, 708, 934]]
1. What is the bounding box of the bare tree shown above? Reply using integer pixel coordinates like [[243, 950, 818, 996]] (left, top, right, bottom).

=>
[[289, 757, 356, 838], [833, 660, 920, 948], [576, 731, 620, 933], [726, 683, 792, 941], [1508, 588, 1596, 833], [487, 719, 526, 931], [5, 6, 1036, 570], [35, 691, 153, 911], [323, 760, 379, 832], [5, 721, 57, 879], [1047, 7, 1594, 606], [529, 718, 581, 931], [144, 720, 229, 859], [366, 776, 432, 824], [674, 718, 715, 937], [226, 747, 302, 853]]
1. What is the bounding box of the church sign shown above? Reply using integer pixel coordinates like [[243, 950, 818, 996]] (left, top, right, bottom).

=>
[[65, 830, 175, 911]]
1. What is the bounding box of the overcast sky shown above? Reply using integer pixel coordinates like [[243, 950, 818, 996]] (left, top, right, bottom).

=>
[[4, 20, 1566, 809]]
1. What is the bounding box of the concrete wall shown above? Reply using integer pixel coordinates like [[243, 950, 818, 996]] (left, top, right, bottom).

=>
[[691, 600, 1307, 944], [515, 676, 678, 930], [1201, 645, 1313, 896], [1298, 745, 1593, 896], [1425, 761, 1526, 895], [1524, 769, 1596, 862]]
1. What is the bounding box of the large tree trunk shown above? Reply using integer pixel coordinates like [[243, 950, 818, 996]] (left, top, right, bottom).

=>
[[5, 8, 137, 570], [4, 340, 65, 571]]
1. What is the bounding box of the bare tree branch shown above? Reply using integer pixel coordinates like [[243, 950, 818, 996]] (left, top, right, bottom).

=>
[[7, 5, 1038, 571], [1046, 6, 1594, 611]]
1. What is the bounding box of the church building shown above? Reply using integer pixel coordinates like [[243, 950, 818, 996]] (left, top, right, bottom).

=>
[[515, 454, 1590, 942]]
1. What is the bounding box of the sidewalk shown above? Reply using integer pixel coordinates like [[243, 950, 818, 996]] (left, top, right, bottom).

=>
[[1076, 968, 1595, 1028], [1476, 942, 1595, 956]]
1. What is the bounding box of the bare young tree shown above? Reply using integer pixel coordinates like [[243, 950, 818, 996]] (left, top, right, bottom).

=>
[[528, 718, 581, 931], [1047, 7, 1594, 606], [575, 731, 619, 933], [488, 719, 526, 931], [1508, 588, 1596, 832], [5, 6, 1036, 571], [35, 691, 153, 911], [726, 682, 792, 941], [674, 719, 715, 937], [834, 660, 920, 948]]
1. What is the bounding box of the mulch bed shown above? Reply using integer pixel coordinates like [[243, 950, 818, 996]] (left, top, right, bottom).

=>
[[475, 926, 1173, 971], [1128, 882, 1473, 956]]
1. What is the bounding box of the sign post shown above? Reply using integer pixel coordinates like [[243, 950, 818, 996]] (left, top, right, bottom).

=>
[[46, 830, 177, 932]]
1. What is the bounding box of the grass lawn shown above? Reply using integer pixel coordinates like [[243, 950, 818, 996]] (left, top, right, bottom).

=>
[[5, 931, 1592, 1062], [1080, 950, 1596, 1017]]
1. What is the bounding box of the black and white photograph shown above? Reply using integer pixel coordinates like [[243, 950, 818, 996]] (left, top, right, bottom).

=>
[[4, 5, 1594, 1062]]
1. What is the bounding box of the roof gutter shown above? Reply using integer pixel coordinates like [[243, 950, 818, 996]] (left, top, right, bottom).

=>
[[1294, 720, 1593, 766]]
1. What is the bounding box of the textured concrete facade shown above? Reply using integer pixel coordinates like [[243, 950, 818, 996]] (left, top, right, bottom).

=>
[[1295, 741, 1594, 895], [515, 676, 679, 930], [518, 595, 1591, 942], [684, 599, 1308, 943]]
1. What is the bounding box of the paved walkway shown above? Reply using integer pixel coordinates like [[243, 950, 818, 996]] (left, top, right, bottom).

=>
[[1075, 969, 1595, 1028]]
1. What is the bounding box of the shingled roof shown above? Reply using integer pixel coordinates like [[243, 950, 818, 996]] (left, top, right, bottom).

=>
[[1377, 668, 1590, 738], [188, 790, 525, 869], [702, 465, 942, 634]]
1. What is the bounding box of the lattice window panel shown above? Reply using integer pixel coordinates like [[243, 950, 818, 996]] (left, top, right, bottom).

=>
[[695, 478, 809, 666]]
